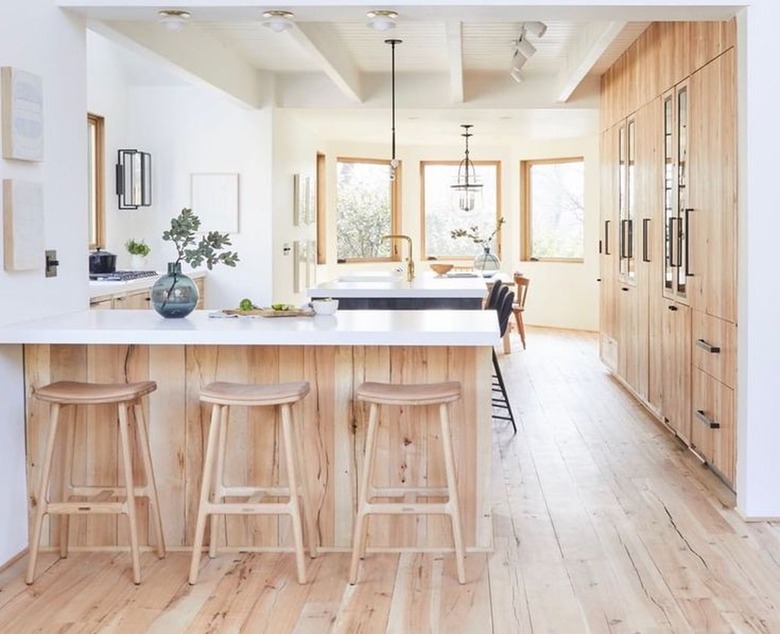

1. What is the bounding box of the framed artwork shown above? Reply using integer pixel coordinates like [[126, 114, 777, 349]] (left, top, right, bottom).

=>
[[1, 67, 44, 161], [3, 179, 44, 271], [190, 173, 239, 233]]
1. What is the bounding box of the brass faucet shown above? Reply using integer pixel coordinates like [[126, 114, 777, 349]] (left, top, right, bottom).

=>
[[381, 234, 415, 282]]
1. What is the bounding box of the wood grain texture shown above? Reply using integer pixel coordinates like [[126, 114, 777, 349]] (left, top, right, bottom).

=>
[[23, 343, 492, 552], [5, 330, 780, 632]]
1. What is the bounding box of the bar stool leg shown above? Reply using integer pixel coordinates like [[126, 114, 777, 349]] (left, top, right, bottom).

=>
[[439, 403, 466, 584], [189, 403, 222, 584], [349, 402, 380, 585], [117, 403, 142, 584], [280, 403, 307, 584], [59, 405, 76, 559], [133, 401, 166, 559], [26, 403, 62, 584], [209, 404, 229, 559], [290, 407, 318, 558]]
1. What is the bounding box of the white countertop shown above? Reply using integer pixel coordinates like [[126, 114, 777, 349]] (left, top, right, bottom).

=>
[[0, 309, 499, 347], [308, 272, 494, 299]]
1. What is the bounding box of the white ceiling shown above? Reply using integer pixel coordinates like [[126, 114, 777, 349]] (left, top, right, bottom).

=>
[[75, 2, 740, 143]]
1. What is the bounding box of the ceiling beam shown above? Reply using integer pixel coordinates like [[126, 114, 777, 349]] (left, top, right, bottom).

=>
[[445, 21, 464, 104], [290, 23, 362, 104], [556, 21, 627, 103]]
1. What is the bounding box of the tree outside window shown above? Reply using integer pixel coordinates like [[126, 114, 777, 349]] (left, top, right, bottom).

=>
[[422, 161, 500, 260], [522, 158, 584, 261], [336, 158, 400, 262]]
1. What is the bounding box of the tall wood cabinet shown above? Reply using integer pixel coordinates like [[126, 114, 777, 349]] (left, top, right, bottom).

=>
[[599, 21, 737, 488]]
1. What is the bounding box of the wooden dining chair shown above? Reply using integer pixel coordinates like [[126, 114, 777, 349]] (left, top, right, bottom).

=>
[[512, 274, 530, 350]]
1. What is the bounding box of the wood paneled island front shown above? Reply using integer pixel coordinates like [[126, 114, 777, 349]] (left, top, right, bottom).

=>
[[1, 309, 499, 555]]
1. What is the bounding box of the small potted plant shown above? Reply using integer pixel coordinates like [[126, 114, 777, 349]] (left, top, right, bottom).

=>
[[125, 238, 151, 270], [151, 208, 239, 318]]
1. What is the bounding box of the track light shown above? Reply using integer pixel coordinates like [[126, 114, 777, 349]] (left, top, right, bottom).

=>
[[262, 10, 295, 32], [515, 36, 537, 59], [524, 21, 547, 38], [157, 9, 191, 32], [367, 10, 398, 32], [510, 67, 524, 84]]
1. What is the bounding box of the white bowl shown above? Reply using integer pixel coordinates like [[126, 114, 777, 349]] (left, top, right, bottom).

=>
[[311, 298, 338, 315]]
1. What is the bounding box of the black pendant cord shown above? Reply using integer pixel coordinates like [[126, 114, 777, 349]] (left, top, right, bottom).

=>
[[386, 39, 402, 168]]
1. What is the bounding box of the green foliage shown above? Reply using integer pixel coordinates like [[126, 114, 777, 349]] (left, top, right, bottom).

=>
[[162, 208, 239, 270], [336, 162, 392, 260], [124, 238, 150, 257]]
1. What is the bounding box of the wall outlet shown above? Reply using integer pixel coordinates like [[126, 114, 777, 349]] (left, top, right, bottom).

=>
[[45, 250, 59, 277]]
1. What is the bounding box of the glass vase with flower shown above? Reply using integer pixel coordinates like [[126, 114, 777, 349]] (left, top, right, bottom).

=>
[[450, 217, 504, 273]]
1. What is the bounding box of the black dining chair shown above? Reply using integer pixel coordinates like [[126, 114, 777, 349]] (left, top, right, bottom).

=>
[[485, 279, 504, 310], [490, 290, 517, 434]]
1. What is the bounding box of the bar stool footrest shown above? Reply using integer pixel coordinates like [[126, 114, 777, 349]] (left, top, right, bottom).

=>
[[203, 502, 293, 515], [47, 502, 127, 514], [369, 486, 450, 498], [363, 502, 452, 515]]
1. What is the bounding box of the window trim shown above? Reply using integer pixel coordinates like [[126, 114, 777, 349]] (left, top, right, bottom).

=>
[[521, 156, 585, 263], [87, 113, 106, 250], [420, 159, 502, 261], [316, 152, 326, 264], [335, 156, 401, 263]]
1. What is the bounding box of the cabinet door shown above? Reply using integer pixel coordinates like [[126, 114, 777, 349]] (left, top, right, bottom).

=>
[[661, 300, 691, 442], [114, 290, 150, 310], [689, 49, 737, 323], [195, 277, 205, 309], [90, 297, 113, 310], [691, 368, 735, 485], [599, 126, 619, 370]]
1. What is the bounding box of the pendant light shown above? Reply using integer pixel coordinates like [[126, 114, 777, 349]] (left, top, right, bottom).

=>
[[386, 38, 401, 181], [451, 124, 483, 212]]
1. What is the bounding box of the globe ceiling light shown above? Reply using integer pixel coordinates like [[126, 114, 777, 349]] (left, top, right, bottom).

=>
[[157, 9, 191, 32], [262, 10, 295, 33], [367, 10, 398, 32]]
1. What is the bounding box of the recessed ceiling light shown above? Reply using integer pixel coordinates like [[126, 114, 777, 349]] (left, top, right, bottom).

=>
[[157, 9, 191, 32], [367, 10, 398, 32], [262, 10, 295, 33]]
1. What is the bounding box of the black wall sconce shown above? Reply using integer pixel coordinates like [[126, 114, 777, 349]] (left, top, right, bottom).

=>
[[116, 149, 151, 209]]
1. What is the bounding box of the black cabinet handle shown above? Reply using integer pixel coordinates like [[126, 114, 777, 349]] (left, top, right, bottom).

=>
[[621, 287, 629, 292], [684, 208, 694, 277], [619, 219, 627, 259], [667, 217, 678, 268], [696, 338, 721, 354], [695, 409, 720, 429], [642, 218, 651, 263], [627, 219, 634, 259], [668, 304, 678, 311], [604, 220, 611, 255]]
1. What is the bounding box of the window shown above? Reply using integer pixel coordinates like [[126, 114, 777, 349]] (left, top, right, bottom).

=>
[[336, 158, 400, 262], [316, 152, 326, 264], [87, 113, 105, 249], [421, 161, 501, 259], [521, 157, 584, 261]]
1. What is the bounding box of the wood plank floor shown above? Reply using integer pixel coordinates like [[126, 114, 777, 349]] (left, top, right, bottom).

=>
[[2, 328, 780, 633]]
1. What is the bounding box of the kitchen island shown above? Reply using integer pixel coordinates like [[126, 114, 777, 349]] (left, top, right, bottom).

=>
[[308, 271, 491, 309], [0, 309, 498, 554]]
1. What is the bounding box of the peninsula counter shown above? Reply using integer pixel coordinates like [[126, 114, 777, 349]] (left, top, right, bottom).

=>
[[0, 309, 499, 554]]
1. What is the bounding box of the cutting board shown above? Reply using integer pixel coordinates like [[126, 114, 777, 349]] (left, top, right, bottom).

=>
[[222, 307, 314, 318]]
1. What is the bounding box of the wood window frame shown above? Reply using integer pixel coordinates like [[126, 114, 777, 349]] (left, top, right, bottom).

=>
[[521, 156, 585, 263], [88, 113, 106, 250], [420, 159, 502, 261], [316, 152, 326, 264], [335, 156, 402, 263]]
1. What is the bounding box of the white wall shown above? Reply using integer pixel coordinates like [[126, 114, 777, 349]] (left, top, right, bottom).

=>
[[87, 32, 275, 310], [0, 0, 87, 565]]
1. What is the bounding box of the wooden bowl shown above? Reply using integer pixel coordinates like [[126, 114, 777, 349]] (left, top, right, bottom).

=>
[[430, 263, 454, 277]]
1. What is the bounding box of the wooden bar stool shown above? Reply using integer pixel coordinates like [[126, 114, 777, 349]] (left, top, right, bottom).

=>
[[349, 380, 466, 585], [27, 380, 165, 585], [189, 381, 318, 585]]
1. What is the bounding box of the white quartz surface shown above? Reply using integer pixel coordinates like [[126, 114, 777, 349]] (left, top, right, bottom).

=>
[[0, 309, 499, 347], [309, 272, 493, 299]]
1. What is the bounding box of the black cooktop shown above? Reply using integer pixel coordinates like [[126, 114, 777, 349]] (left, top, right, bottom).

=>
[[89, 270, 158, 281]]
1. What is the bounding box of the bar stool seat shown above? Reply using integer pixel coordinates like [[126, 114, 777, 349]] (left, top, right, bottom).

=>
[[27, 380, 165, 585], [350, 380, 466, 585], [189, 380, 318, 585]]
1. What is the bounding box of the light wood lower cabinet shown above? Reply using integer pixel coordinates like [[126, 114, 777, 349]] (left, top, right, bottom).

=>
[[90, 276, 205, 311], [692, 368, 735, 483], [113, 289, 150, 310], [661, 300, 691, 443]]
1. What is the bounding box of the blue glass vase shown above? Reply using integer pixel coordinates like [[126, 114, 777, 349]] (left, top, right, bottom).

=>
[[151, 262, 199, 318], [474, 246, 500, 273]]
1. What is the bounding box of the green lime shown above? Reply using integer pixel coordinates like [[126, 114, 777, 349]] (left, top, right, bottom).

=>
[[239, 298, 254, 311]]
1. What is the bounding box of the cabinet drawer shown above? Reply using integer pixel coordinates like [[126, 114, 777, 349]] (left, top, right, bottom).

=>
[[691, 369, 735, 487], [692, 310, 736, 388]]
